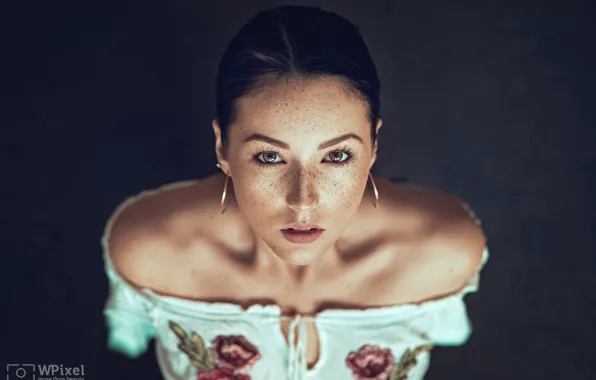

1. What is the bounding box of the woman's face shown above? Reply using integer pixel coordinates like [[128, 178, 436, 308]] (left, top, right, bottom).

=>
[[214, 76, 381, 266]]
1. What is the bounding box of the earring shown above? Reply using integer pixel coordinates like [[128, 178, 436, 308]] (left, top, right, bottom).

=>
[[369, 172, 379, 208], [220, 174, 229, 214], [216, 163, 229, 214]]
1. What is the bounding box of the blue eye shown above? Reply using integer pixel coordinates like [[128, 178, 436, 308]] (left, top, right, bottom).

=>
[[324, 151, 350, 163], [255, 152, 284, 165], [251, 147, 355, 168]]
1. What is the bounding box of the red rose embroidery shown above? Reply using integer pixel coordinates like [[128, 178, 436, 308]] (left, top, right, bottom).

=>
[[168, 321, 260, 379], [346, 344, 395, 380], [197, 368, 251, 380], [212, 335, 261, 373]]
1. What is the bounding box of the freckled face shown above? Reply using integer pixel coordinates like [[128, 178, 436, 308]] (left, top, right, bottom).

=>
[[218, 77, 377, 265]]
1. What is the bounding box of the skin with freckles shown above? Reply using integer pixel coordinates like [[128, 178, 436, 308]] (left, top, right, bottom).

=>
[[107, 75, 486, 370], [107, 73, 487, 308], [213, 76, 381, 275]]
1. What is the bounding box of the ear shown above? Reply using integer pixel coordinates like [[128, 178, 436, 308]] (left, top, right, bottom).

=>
[[370, 118, 383, 169], [212, 119, 231, 175]]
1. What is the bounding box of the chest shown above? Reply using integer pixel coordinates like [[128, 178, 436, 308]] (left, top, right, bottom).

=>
[[169, 270, 392, 371], [166, 245, 435, 370], [241, 272, 400, 370]]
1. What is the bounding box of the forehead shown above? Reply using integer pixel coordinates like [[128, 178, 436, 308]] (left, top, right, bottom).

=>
[[231, 77, 370, 141]]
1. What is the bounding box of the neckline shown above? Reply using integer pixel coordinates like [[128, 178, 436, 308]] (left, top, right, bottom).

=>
[[101, 180, 489, 322]]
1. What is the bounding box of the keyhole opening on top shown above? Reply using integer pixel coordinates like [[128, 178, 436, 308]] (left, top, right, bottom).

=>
[[280, 318, 321, 371]]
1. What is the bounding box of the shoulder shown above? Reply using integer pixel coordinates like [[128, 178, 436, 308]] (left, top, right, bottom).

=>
[[105, 176, 228, 290], [375, 179, 487, 302]]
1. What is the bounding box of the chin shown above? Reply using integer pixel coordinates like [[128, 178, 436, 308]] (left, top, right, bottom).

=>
[[277, 248, 319, 266]]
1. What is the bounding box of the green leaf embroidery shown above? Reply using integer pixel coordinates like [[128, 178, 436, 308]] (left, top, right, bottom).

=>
[[205, 347, 215, 370], [389, 344, 434, 380], [169, 320, 216, 373], [191, 332, 207, 358]]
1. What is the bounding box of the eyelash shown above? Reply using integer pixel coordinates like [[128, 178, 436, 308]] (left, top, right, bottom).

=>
[[251, 144, 356, 168]]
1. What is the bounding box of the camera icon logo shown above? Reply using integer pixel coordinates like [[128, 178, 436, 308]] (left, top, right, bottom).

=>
[[6, 364, 36, 380]]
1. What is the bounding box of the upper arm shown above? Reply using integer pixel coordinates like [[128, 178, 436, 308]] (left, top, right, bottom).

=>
[[107, 195, 173, 290], [410, 198, 488, 346], [389, 193, 487, 303], [106, 183, 223, 296], [427, 195, 487, 295], [103, 195, 170, 357]]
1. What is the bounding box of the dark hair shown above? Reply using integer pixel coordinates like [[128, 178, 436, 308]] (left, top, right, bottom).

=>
[[215, 5, 381, 147]]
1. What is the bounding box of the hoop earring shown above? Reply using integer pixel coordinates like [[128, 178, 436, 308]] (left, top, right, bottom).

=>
[[220, 174, 229, 214], [369, 172, 379, 208]]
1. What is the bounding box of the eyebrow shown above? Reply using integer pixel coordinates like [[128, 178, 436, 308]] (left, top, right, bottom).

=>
[[242, 132, 364, 150]]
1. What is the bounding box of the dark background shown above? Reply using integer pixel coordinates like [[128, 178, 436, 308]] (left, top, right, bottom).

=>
[[5, 0, 595, 379]]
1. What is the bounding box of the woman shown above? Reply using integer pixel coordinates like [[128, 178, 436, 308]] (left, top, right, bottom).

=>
[[103, 5, 488, 380]]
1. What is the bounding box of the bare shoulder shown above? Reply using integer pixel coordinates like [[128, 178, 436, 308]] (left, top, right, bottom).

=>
[[374, 179, 487, 303], [105, 175, 229, 291]]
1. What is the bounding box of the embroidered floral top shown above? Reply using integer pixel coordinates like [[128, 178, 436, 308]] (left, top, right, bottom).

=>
[[103, 182, 488, 380]]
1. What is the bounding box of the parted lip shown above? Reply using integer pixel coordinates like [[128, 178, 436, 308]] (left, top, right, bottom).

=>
[[280, 223, 324, 230]]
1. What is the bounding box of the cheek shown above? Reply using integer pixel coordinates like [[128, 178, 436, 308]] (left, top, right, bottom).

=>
[[228, 155, 270, 203], [251, 182, 279, 208], [232, 174, 279, 213], [321, 166, 369, 209], [320, 178, 355, 209]]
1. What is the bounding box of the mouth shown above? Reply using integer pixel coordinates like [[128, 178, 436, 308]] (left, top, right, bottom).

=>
[[280, 224, 325, 244]]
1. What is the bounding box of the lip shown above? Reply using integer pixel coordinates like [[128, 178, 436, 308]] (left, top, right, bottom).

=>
[[281, 223, 324, 230], [280, 229, 324, 244], [280, 224, 325, 244]]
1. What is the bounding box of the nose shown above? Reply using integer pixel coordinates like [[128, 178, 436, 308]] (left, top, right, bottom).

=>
[[285, 168, 320, 212]]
